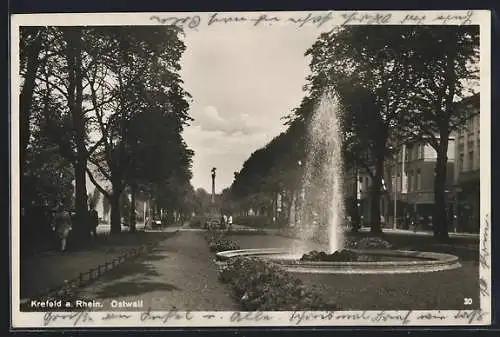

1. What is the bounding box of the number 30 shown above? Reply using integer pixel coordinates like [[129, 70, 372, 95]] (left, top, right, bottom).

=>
[[464, 298, 473, 305]]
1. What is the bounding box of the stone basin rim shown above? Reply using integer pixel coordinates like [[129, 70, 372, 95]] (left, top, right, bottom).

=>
[[215, 248, 462, 274]]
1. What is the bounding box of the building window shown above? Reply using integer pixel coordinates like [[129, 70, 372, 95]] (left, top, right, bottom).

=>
[[408, 171, 413, 192], [459, 153, 464, 173], [468, 151, 474, 171], [420, 144, 425, 159], [416, 169, 422, 190], [406, 146, 411, 161], [359, 176, 363, 183], [468, 117, 474, 132], [468, 139, 474, 150]]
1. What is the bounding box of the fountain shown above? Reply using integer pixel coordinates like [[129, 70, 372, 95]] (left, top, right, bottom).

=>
[[216, 92, 461, 274], [294, 92, 345, 254]]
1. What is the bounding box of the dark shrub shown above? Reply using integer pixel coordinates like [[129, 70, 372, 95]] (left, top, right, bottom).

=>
[[218, 257, 336, 311]]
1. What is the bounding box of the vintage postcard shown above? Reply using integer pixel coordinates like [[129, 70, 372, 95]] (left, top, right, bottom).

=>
[[10, 10, 491, 328]]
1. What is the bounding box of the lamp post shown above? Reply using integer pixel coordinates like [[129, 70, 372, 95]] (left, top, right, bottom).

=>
[[291, 160, 302, 227], [393, 173, 397, 230], [388, 146, 398, 230], [454, 186, 462, 233]]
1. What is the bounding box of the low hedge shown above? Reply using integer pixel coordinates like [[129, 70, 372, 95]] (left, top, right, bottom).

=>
[[233, 216, 286, 229], [218, 257, 336, 311]]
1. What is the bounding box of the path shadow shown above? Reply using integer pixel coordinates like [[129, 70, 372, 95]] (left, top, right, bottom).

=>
[[101, 259, 162, 279], [95, 281, 179, 298]]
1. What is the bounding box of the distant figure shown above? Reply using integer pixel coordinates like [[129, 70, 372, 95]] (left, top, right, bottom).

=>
[[227, 215, 233, 231], [405, 212, 411, 230], [54, 205, 72, 252], [220, 214, 226, 229], [89, 207, 99, 237]]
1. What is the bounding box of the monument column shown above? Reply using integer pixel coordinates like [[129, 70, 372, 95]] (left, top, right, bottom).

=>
[[211, 167, 216, 204]]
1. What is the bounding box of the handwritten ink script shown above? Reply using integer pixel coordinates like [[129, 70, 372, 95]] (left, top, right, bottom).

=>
[[479, 215, 490, 269], [43, 311, 94, 327], [139, 307, 193, 323], [288, 310, 487, 325], [149, 11, 477, 30], [40, 309, 489, 326], [478, 214, 491, 298]]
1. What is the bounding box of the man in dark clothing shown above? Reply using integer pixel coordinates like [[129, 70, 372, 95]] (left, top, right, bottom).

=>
[[89, 207, 99, 237]]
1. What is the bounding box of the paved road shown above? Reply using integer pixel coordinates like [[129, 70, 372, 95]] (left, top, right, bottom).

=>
[[96, 222, 146, 234], [357, 227, 479, 239]]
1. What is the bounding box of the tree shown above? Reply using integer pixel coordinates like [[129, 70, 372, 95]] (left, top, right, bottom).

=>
[[20, 27, 104, 238], [404, 27, 479, 240], [303, 26, 479, 238], [300, 26, 423, 234], [84, 26, 193, 234], [19, 27, 44, 169]]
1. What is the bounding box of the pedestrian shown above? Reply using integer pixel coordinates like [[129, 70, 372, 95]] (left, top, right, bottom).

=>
[[227, 214, 233, 231], [410, 212, 417, 232], [53, 203, 72, 252], [89, 206, 99, 237], [220, 214, 226, 230]]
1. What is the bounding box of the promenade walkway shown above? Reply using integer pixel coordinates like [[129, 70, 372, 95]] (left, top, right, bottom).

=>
[[74, 231, 237, 311]]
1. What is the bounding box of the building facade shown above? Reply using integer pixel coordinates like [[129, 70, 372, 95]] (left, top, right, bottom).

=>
[[344, 139, 456, 229], [343, 93, 480, 232], [452, 94, 480, 232], [385, 139, 455, 229]]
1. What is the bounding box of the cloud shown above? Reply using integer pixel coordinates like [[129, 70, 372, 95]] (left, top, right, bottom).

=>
[[191, 105, 268, 136], [178, 23, 325, 192], [192, 105, 228, 131], [183, 124, 282, 192]]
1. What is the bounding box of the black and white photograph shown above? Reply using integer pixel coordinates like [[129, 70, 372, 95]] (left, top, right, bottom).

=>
[[10, 10, 491, 328]]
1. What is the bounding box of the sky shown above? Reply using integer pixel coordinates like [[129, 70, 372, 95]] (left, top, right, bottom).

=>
[[179, 23, 326, 193]]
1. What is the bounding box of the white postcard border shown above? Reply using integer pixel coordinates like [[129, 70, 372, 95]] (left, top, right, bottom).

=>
[[10, 10, 492, 328]]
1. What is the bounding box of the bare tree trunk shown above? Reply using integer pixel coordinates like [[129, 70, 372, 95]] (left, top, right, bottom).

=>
[[110, 192, 122, 235], [63, 27, 89, 239], [370, 156, 384, 235], [20, 27, 43, 170], [433, 130, 450, 241]]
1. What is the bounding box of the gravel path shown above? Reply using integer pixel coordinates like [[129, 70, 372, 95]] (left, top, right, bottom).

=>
[[74, 231, 238, 311]]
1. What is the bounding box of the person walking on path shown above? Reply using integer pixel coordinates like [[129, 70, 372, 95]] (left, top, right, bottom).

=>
[[53, 204, 72, 252], [227, 214, 233, 232], [89, 206, 99, 237]]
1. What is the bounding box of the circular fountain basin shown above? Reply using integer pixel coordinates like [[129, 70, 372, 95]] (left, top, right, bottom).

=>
[[215, 248, 462, 274]]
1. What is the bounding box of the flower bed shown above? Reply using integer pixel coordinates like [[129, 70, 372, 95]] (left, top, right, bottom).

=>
[[300, 249, 359, 262], [209, 238, 241, 252], [205, 230, 241, 253], [218, 257, 336, 311], [345, 236, 392, 250]]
